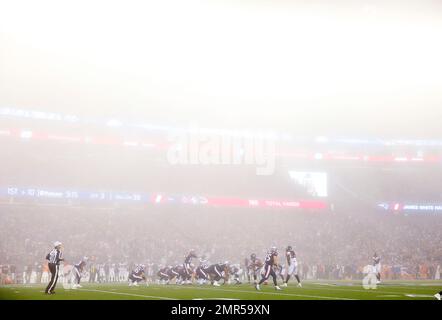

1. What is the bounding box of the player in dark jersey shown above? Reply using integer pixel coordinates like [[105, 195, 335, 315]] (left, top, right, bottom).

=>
[[249, 253, 264, 284], [373, 253, 381, 284], [206, 262, 229, 286], [128, 264, 146, 287], [165, 265, 181, 284], [183, 249, 197, 284], [72, 256, 88, 289], [195, 265, 209, 284], [195, 256, 210, 285], [173, 264, 189, 285], [157, 266, 170, 284], [282, 246, 302, 287], [255, 247, 282, 291]]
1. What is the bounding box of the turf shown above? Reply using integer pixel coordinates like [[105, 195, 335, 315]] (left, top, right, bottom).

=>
[[1, 280, 441, 300]]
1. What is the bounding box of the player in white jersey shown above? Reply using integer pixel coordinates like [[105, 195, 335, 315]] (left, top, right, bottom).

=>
[[146, 262, 154, 283], [282, 246, 302, 287], [98, 264, 106, 283], [109, 264, 116, 282], [118, 263, 127, 282], [229, 264, 243, 284], [373, 253, 381, 284]]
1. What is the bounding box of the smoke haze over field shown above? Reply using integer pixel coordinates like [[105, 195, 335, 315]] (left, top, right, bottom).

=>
[[1, 0, 442, 136], [1, 1, 442, 289]]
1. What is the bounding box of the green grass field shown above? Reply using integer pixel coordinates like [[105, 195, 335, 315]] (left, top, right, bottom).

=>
[[1, 280, 441, 300]]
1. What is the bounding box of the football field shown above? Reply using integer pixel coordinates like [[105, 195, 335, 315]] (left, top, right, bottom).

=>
[[1, 280, 441, 300]]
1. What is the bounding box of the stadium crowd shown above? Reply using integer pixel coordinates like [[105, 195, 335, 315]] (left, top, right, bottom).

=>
[[1, 203, 441, 284]]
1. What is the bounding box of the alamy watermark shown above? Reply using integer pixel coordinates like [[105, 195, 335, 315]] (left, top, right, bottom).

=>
[[166, 127, 276, 176]]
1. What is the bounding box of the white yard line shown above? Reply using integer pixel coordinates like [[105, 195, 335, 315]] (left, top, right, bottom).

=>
[[405, 294, 435, 298], [309, 281, 441, 289], [78, 288, 178, 300], [374, 284, 442, 290], [305, 284, 414, 295], [171, 286, 357, 300], [193, 298, 240, 300], [289, 283, 438, 298]]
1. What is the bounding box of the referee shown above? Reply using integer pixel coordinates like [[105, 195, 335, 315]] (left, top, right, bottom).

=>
[[45, 241, 64, 295]]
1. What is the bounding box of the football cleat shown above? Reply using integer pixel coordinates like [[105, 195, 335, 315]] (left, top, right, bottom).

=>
[[255, 284, 261, 291], [275, 286, 282, 290], [281, 283, 288, 287], [298, 283, 302, 288], [435, 293, 441, 300], [213, 281, 221, 287]]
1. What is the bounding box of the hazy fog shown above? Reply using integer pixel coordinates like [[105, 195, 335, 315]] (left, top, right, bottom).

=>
[[1, 0, 442, 135], [1, 1, 442, 283]]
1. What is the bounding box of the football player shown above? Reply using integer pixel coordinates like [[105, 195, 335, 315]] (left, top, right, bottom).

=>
[[244, 257, 251, 283], [206, 262, 229, 287], [255, 247, 282, 291], [109, 263, 116, 282], [157, 265, 171, 284], [249, 253, 264, 284], [275, 263, 286, 283], [173, 264, 188, 285], [71, 256, 88, 289], [229, 264, 243, 284], [128, 264, 146, 287], [373, 253, 381, 284], [97, 263, 106, 283], [282, 246, 302, 287], [166, 265, 181, 284], [195, 256, 210, 285], [183, 250, 197, 284]]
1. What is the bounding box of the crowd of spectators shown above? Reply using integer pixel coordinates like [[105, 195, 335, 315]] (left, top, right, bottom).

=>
[[1, 203, 441, 284]]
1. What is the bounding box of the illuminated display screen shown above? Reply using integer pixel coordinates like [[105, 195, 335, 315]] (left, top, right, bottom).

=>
[[0, 186, 328, 210], [288, 171, 328, 198]]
